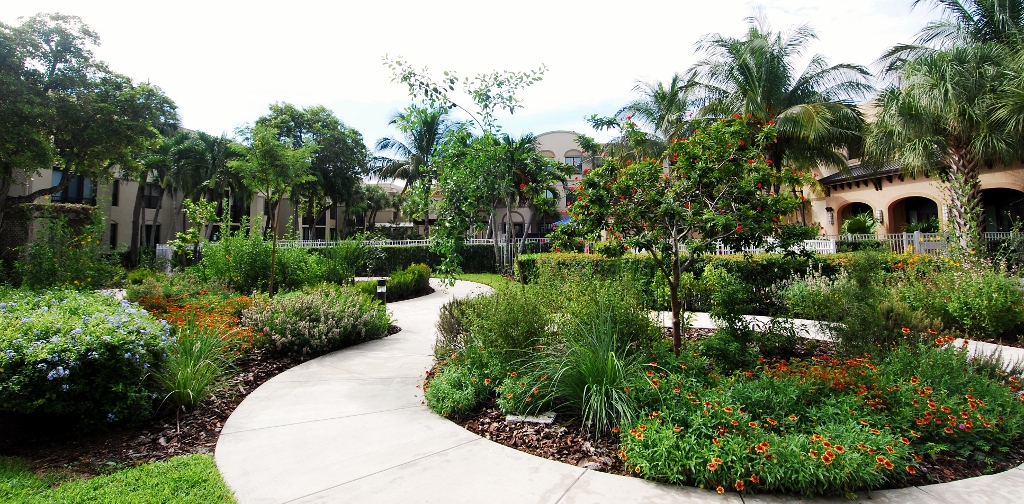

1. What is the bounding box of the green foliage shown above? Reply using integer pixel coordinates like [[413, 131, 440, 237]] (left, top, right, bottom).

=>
[[0, 454, 235, 503], [0, 288, 170, 429], [840, 213, 877, 235], [355, 263, 432, 302], [896, 264, 1024, 340], [167, 199, 217, 264], [319, 235, 378, 284], [241, 283, 391, 356], [153, 320, 235, 412], [424, 361, 491, 419], [16, 208, 124, 290], [198, 224, 325, 294]]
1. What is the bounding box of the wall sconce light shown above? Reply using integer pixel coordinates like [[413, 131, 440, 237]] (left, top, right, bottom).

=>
[[875, 209, 884, 224], [825, 207, 834, 225], [942, 205, 949, 221]]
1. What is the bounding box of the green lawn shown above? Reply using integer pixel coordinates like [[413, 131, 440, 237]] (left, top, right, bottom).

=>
[[454, 273, 516, 289], [0, 454, 235, 504]]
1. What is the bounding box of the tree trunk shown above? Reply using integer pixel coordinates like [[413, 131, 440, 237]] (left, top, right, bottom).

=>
[[945, 146, 984, 252], [128, 182, 145, 267], [669, 255, 682, 356], [147, 187, 165, 250]]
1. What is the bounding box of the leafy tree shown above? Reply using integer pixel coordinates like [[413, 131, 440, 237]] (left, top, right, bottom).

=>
[[359, 184, 389, 232], [230, 122, 315, 295], [383, 57, 547, 278], [372, 105, 454, 190], [257, 103, 366, 239], [0, 13, 177, 237], [683, 13, 871, 198], [555, 117, 806, 354]]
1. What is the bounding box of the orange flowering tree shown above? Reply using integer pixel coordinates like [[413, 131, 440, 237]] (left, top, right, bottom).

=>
[[557, 116, 811, 354]]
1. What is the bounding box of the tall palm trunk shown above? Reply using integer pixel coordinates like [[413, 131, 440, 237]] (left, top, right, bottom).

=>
[[147, 187, 165, 250], [269, 196, 283, 296], [945, 145, 985, 251], [128, 183, 145, 267]]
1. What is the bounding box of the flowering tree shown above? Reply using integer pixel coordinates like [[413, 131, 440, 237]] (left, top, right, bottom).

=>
[[556, 116, 810, 354]]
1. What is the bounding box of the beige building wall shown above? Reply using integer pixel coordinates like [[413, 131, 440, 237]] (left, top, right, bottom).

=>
[[810, 164, 1024, 235]]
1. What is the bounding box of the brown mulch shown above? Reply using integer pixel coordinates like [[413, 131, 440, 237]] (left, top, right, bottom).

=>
[[458, 404, 629, 476], [0, 323, 401, 477]]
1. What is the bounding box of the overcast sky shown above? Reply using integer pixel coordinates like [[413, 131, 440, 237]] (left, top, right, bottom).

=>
[[3, 1, 940, 147]]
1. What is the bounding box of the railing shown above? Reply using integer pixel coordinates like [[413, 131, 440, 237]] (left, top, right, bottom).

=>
[[153, 233, 1023, 262]]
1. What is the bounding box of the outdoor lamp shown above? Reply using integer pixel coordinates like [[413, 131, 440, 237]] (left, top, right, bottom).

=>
[[377, 278, 386, 304], [875, 209, 884, 224], [825, 207, 834, 225]]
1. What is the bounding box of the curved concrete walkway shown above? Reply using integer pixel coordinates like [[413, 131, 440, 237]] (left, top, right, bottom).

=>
[[216, 280, 1024, 503]]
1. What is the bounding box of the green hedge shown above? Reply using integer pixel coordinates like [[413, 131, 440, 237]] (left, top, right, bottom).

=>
[[515, 252, 851, 315], [367, 244, 496, 275], [357, 264, 432, 302]]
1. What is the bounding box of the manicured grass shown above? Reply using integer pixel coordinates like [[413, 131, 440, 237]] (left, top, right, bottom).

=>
[[0, 454, 235, 504], [455, 273, 516, 289]]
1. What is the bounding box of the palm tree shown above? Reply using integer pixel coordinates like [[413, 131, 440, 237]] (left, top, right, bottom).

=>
[[868, 43, 1019, 251], [615, 74, 690, 157], [372, 105, 453, 191], [684, 13, 873, 179], [881, 0, 1024, 72]]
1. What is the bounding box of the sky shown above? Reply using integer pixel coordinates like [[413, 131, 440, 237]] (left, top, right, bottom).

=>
[[2, 1, 942, 148]]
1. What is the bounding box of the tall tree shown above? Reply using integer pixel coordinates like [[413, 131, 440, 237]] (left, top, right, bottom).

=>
[[868, 44, 1018, 251], [372, 105, 453, 190], [230, 122, 315, 295], [613, 74, 691, 159], [0, 14, 177, 236], [684, 13, 872, 182], [258, 103, 366, 239]]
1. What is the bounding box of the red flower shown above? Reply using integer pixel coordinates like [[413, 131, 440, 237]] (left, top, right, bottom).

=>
[[735, 480, 745, 492], [736, 225, 743, 232], [519, 183, 525, 189], [716, 486, 725, 495]]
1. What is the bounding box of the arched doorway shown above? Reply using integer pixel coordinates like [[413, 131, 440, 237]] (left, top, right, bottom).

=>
[[839, 202, 875, 234], [890, 197, 939, 233], [982, 188, 1024, 232]]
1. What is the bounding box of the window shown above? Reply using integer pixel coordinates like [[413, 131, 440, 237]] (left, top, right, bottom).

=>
[[109, 223, 118, 249], [111, 180, 120, 207], [565, 156, 583, 173], [565, 192, 578, 207], [143, 184, 161, 209], [143, 224, 162, 246], [50, 170, 96, 205]]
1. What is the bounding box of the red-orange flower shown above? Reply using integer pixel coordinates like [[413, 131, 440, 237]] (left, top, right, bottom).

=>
[[735, 480, 745, 492]]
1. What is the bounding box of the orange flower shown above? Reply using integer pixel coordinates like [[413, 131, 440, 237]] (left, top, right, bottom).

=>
[[750, 473, 761, 484], [902, 326, 911, 334], [884, 460, 895, 470], [638, 424, 647, 431], [611, 426, 619, 434], [716, 486, 725, 495], [735, 480, 745, 492], [834, 445, 845, 454], [748, 422, 758, 428], [901, 437, 910, 445], [886, 445, 895, 453], [510, 371, 518, 377], [673, 426, 682, 433], [707, 462, 718, 471], [789, 415, 798, 421], [723, 406, 734, 413], [767, 417, 777, 425], [731, 420, 740, 426], [944, 426, 955, 434], [484, 378, 491, 385], [907, 465, 917, 474]]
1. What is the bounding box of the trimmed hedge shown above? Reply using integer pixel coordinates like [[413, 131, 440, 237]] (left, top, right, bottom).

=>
[[515, 252, 851, 315], [357, 263, 432, 302]]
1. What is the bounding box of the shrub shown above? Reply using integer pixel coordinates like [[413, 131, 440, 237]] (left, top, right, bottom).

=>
[[0, 288, 170, 429], [16, 208, 125, 290], [356, 263, 432, 302], [199, 227, 325, 294], [840, 213, 877, 235], [897, 266, 1024, 341], [434, 295, 480, 360], [241, 283, 391, 355], [154, 320, 236, 412], [424, 360, 491, 419], [319, 236, 379, 284]]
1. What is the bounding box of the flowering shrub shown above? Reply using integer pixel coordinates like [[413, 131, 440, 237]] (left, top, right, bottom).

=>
[[616, 339, 1024, 496], [241, 283, 391, 355], [0, 288, 171, 429], [15, 208, 124, 290]]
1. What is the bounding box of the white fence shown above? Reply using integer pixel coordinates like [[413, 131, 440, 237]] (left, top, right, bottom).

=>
[[154, 233, 1020, 263]]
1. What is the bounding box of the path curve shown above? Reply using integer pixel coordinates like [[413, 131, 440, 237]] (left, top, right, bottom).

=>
[[216, 279, 1024, 503]]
